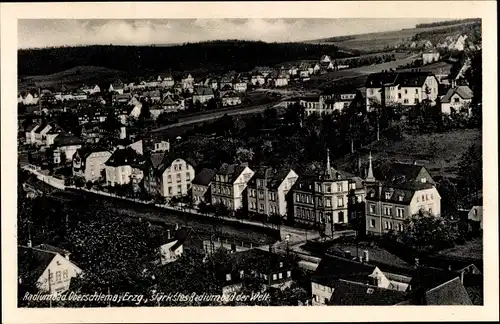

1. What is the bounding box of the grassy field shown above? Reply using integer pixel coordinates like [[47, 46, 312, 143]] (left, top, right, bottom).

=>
[[18, 65, 125, 91], [335, 128, 482, 179], [436, 237, 482, 260], [309, 21, 479, 52]]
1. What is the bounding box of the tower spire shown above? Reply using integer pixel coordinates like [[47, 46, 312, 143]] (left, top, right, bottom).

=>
[[326, 148, 332, 179], [366, 151, 375, 183]]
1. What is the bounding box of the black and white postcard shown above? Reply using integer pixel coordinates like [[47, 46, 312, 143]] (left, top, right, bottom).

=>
[[1, 1, 498, 323]]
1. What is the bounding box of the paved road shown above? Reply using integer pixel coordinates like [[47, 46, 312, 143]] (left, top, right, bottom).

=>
[[151, 100, 282, 133]]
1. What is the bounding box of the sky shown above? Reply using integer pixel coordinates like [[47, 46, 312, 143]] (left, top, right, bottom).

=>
[[18, 18, 451, 49]]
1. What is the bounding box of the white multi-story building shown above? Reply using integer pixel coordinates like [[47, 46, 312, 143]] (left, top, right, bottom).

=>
[[211, 163, 254, 212]]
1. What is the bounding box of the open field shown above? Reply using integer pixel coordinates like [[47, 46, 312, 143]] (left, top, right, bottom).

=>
[[436, 237, 482, 261], [308, 21, 479, 52], [18, 65, 125, 91], [399, 61, 453, 75], [335, 128, 482, 179]]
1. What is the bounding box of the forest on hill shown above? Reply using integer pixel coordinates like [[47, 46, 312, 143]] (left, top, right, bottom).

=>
[[18, 40, 346, 78]]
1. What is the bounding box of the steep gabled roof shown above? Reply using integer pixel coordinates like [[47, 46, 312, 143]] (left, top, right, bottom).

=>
[[215, 163, 249, 183], [192, 168, 216, 186], [425, 277, 473, 305], [329, 279, 408, 305], [105, 147, 144, 167], [312, 254, 377, 288], [365, 72, 399, 87], [18, 246, 57, 286], [54, 133, 84, 147], [397, 72, 434, 88], [441, 86, 474, 103]]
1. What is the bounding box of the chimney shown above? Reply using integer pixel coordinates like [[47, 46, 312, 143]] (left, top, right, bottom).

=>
[[119, 126, 126, 139], [65, 253, 70, 261], [27, 240, 32, 248], [414, 258, 420, 268], [166, 229, 171, 240], [413, 160, 417, 165], [363, 250, 370, 263]]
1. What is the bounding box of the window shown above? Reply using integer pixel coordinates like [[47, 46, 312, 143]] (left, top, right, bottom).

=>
[[428, 208, 433, 214], [49, 272, 54, 283], [398, 223, 404, 231], [179, 164, 183, 171], [398, 93, 402, 99], [454, 97, 460, 103], [430, 194, 434, 200], [177, 185, 182, 194], [370, 219, 376, 228], [369, 204, 376, 214], [326, 198, 331, 207], [287, 271, 291, 278], [422, 195, 425, 202], [56, 271, 61, 282], [404, 89, 408, 94], [296, 194, 299, 202], [403, 99, 409, 104], [384, 221, 389, 229], [338, 197, 344, 207], [226, 274, 231, 281], [167, 175, 172, 183], [263, 274, 268, 280], [398, 196, 404, 202], [176, 174, 181, 182], [384, 206, 392, 216], [279, 273, 283, 279], [415, 89, 419, 94], [186, 172, 191, 181], [325, 185, 331, 193], [168, 186, 172, 195], [240, 270, 244, 278], [279, 262, 283, 268], [337, 184, 343, 192], [426, 194, 429, 201], [417, 196, 420, 202], [396, 208, 405, 218], [258, 191, 264, 198], [272, 274, 277, 280], [414, 98, 419, 104], [338, 211, 344, 223], [385, 192, 391, 200], [63, 270, 68, 280], [389, 222, 393, 230], [260, 204, 264, 212]]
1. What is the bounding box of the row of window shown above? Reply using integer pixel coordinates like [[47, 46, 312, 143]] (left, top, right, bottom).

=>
[[369, 204, 405, 218], [167, 184, 185, 196], [172, 163, 185, 171], [248, 189, 277, 201], [214, 185, 232, 195], [225, 270, 291, 282], [48, 269, 69, 283], [368, 219, 404, 231], [167, 172, 191, 183], [417, 193, 434, 203], [296, 194, 345, 208]]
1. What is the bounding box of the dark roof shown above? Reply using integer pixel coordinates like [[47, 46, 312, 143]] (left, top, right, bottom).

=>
[[312, 254, 377, 287], [34, 244, 70, 256], [441, 86, 474, 103], [328, 279, 408, 305], [193, 87, 214, 96], [248, 167, 293, 190], [375, 162, 435, 186], [396, 72, 434, 87], [233, 248, 290, 274], [365, 184, 416, 205], [74, 145, 112, 161], [215, 163, 249, 183], [192, 168, 216, 186], [105, 147, 144, 167], [365, 72, 399, 87], [18, 246, 57, 285], [169, 227, 192, 251], [425, 277, 473, 305], [54, 133, 84, 147], [25, 124, 40, 132]]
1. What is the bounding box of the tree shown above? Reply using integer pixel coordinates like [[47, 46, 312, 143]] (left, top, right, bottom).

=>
[[236, 147, 255, 164], [398, 213, 458, 253], [457, 144, 482, 207], [436, 177, 459, 219]]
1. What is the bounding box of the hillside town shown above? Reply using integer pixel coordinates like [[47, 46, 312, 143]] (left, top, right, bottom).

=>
[[17, 23, 483, 307]]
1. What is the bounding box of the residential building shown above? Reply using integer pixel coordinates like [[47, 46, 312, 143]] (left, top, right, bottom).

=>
[[104, 147, 145, 186], [211, 163, 254, 212], [250, 73, 266, 86], [440, 85, 474, 115], [273, 72, 289, 87], [192, 87, 215, 104], [252, 66, 273, 78], [462, 206, 483, 230], [25, 124, 40, 145], [292, 150, 362, 235], [52, 134, 83, 164], [142, 90, 161, 103], [73, 146, 113, 183], [109, 80, 124, 94], [181, 74, 194, 91], [365, 161, 441, 236], [33, 122, 64, 147], [221, 92, 242, 107], [311, 254, 410, 305], [162, 96, 185, 112], [18, 243, 82, 294], [422, 52, 440, 65], [365, 71, 439, 110], [232, 79, 248, 92], [246, 167, 298, 219], [191, 168, 216, 206], [143, 154, 195, 199], [158, 226, 191, 265], [19, 92, 40, 106], [159, 74, 175, 88]]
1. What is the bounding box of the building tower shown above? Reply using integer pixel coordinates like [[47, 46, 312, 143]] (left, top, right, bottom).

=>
[[365, 151, 376, 183]]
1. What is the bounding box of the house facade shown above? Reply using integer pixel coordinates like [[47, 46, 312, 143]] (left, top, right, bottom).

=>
[[440, 86, 474, 115], [221, 92, 242, 107], [192, 87, 215, 104], [292, 152, 360, 235], [365, 71, 439, 110], [73, 146, 113, 182], [18, 244, 82, 294], [246, 167, 298, 218], [104, 147, 145, 186], [364, 162, 441, 236], [211, 163, 254, 212], [191, 168, 216, 206]]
